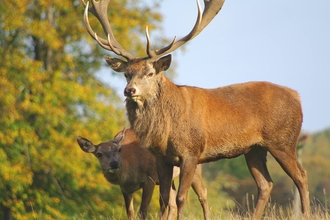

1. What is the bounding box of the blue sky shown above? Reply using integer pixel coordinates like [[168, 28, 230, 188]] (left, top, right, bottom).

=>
[[99, 0, 330, 133]]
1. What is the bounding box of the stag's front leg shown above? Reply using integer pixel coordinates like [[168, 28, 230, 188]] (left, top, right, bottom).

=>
[[167, 181, 178, 220], [156, 159, 174, 220], [177, 157, 198, 220]]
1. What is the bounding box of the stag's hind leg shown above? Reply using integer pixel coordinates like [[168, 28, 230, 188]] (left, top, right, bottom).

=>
[[244, 146, 274, 219], [268, 145, 310, 217]]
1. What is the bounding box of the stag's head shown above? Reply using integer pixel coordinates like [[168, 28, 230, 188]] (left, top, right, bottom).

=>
[[83, 0, 225, 104], [77, 128, 125, 174]]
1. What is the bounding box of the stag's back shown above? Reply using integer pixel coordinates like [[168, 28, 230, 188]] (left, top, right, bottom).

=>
[[179, 81, 302, 162]]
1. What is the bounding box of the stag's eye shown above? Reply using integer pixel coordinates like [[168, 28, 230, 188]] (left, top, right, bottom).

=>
[[118, 148, 122, 153], [95, 152, 102, 158], [147, 72, 154, 77], [124, 73, 128, 78]]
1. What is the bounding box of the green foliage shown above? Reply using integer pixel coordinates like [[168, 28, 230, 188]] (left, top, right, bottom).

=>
[[0, 0, 164, 218], [303, 128, 330, 202], [204, 157, 251, 180]]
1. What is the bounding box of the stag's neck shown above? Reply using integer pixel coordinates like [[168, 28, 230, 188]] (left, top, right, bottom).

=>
[[125, 75, 183, 151]]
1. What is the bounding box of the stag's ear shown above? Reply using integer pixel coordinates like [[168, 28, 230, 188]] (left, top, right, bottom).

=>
[[154, 54, 172, 73], [104, 56, 128, 72], [77, 136, 96, 153], [113, 128, 126, 145]]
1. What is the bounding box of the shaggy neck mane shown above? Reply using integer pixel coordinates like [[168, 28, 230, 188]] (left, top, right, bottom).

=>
[[125, 75, 182, 152]]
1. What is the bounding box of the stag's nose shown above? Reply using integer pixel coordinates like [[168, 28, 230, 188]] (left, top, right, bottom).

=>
[[124, 87, 136, 97]]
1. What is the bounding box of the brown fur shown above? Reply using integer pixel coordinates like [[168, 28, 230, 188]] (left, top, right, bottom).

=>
[[105, 55, 311, 220], [77, 128, 209, 220]]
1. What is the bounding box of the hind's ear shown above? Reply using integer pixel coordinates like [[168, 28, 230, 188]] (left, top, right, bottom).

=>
[[154, 54, 172, 73], [113, 128, 126, 145], [77, 136, 96, 153]]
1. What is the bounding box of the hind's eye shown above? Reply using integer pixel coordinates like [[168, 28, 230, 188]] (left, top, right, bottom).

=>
[[147, 72, 154, 77], [95, 153, 102, 158], [124, 73, 128, 78]]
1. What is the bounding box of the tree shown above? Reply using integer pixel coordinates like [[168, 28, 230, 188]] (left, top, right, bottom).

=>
[[0, 0, 164, 218], [303, 129, 330, 203]]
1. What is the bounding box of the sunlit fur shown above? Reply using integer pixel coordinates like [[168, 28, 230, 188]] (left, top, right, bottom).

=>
[[106, 55, 310, 220]]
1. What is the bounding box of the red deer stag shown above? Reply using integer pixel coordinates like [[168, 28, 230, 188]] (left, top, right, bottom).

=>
[[77, 128, 209, 220], [82, 0, 310, 219]]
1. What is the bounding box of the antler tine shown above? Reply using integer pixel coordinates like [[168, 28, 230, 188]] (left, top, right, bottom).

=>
[[146, 0, 225, 60], [82, 0, 134, 61], [146, 27, 177, 59]]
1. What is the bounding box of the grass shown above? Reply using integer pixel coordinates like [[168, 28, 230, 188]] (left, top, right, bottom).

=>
[[73, 198, 330, 220], [195, 197, 330, 220]]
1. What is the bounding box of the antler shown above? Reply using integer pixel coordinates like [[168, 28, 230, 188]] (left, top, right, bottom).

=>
[[82, 0, 225, 61], [82, 0, 134, 61], [146, 0, 225, 60]]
